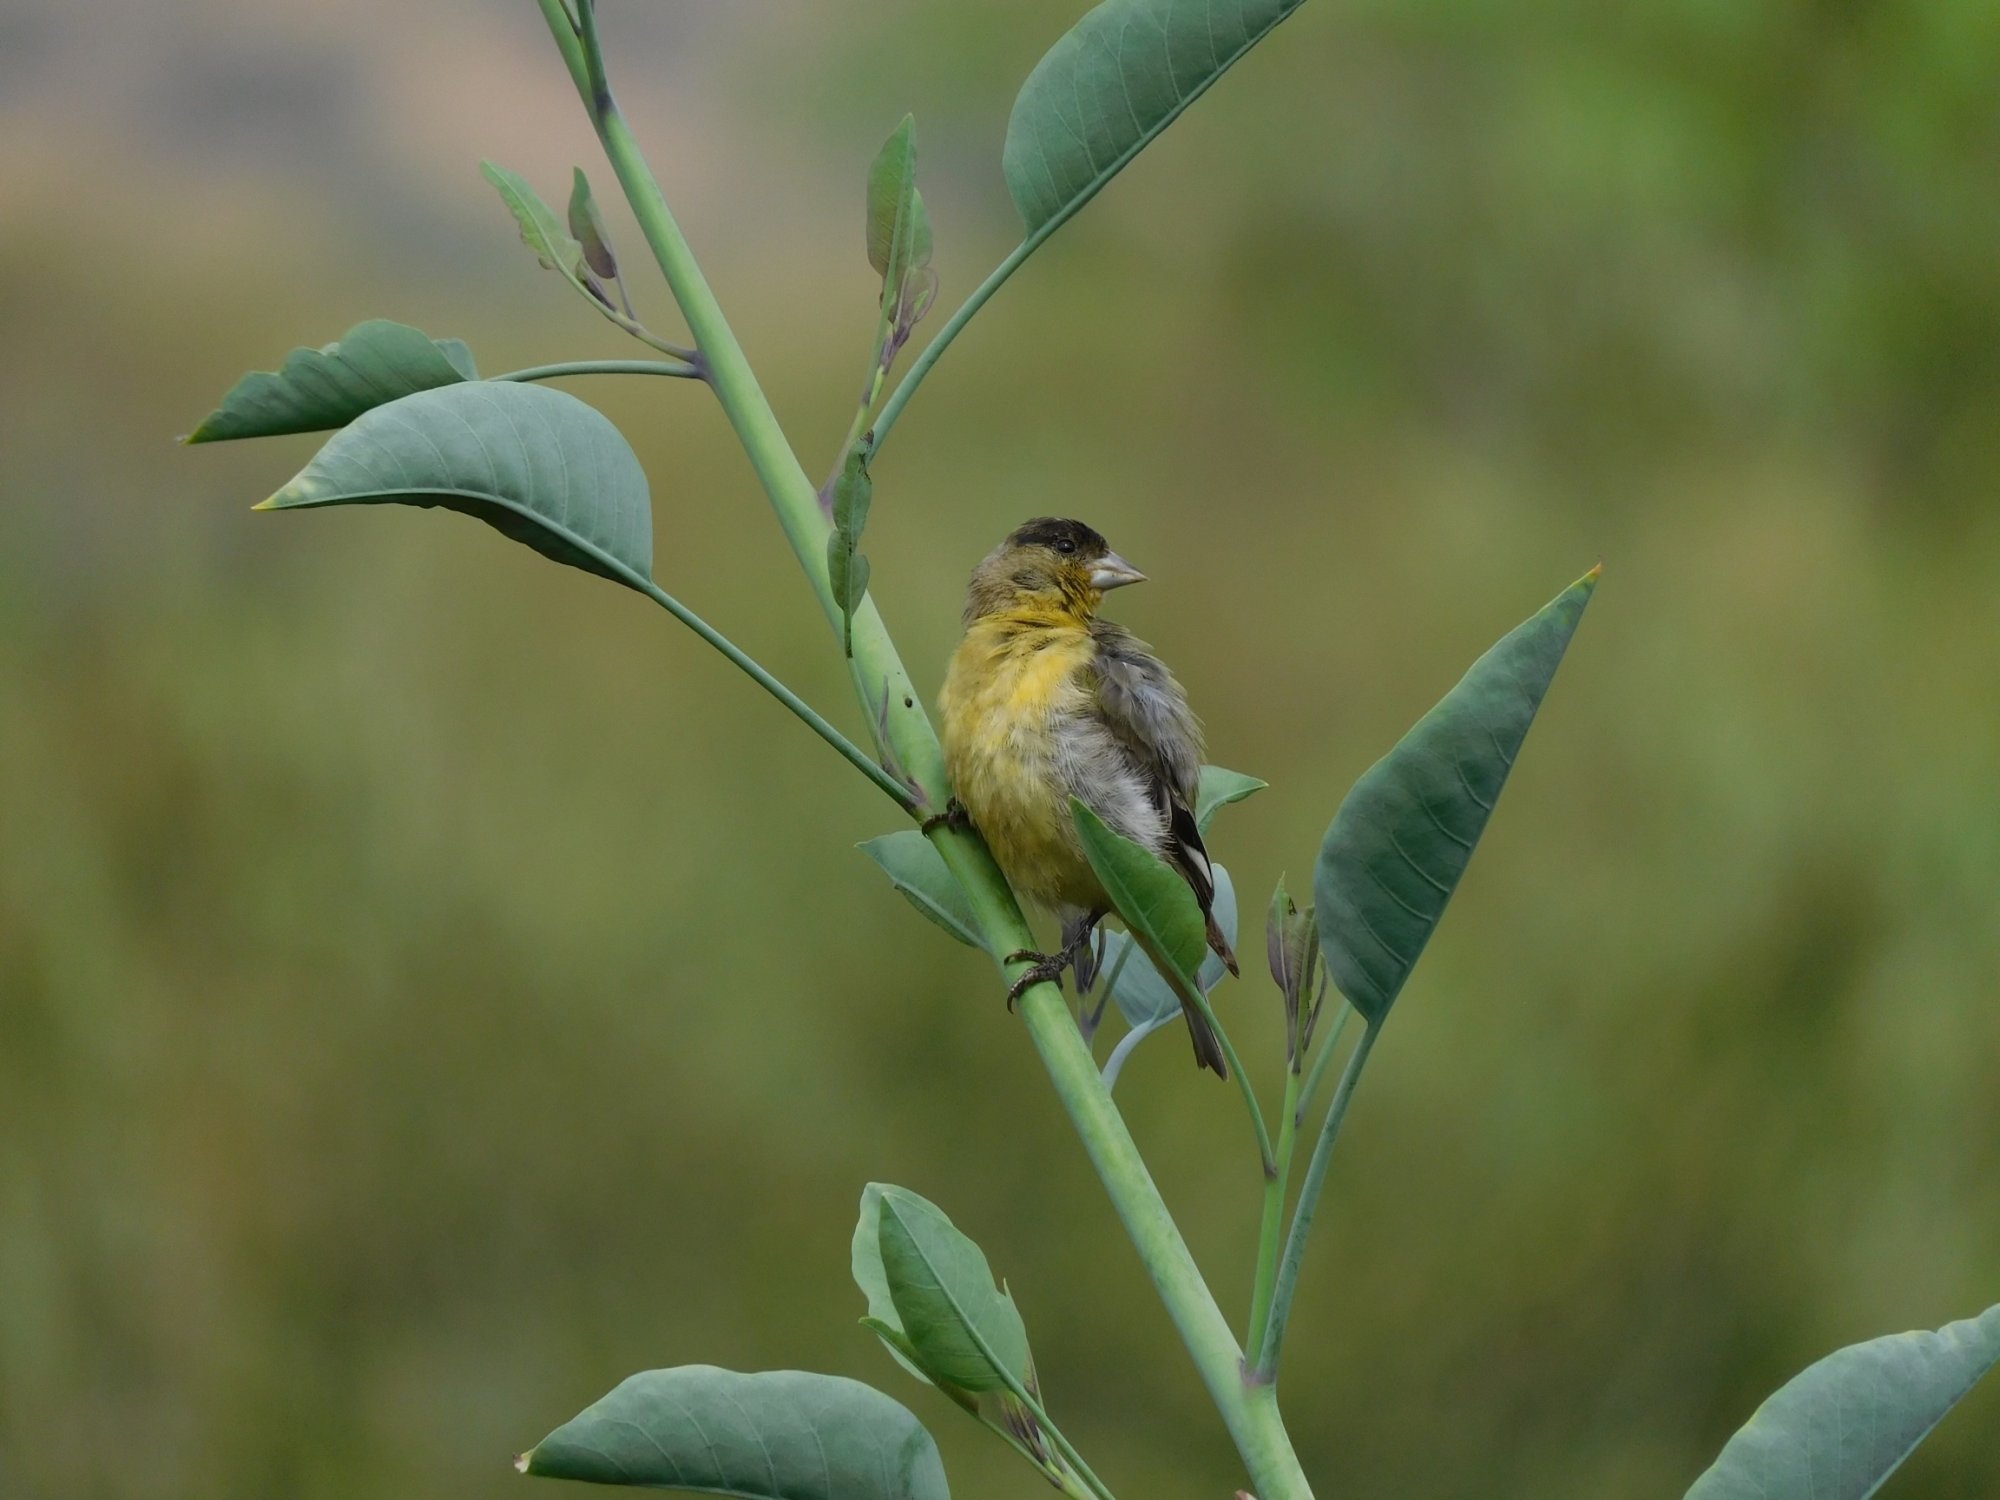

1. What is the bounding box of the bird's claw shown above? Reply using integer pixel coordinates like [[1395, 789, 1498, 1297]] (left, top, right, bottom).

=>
[[920, 798, 971, 835], [1004, 949, 1067, 1009]]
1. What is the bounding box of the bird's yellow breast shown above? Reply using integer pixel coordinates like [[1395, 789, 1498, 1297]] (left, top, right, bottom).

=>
[[939, 616, 1105, 910]]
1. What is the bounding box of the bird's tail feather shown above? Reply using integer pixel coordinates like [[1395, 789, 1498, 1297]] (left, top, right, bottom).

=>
[[1205, 910, 1239, 977], [1182, 996, 1229, 1077]]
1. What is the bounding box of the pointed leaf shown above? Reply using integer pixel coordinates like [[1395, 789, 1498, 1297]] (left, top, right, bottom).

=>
[[829, 447, 876, 655], [483, 161, 586, 276], [865, 118, 937, 357], [859, 832, 980, 948], [1003, 0, 1309, 241], [853, 1184, 948, 1390], [867, 117, 921, 281], [1072, 799, 1207, 986], [1316, 568, 1597, 1025], [873, 1186, 1033, 1395], [1102, 861, 1236, 1030], [1196, 765, 1268, 833], [257, 381, 652, 592], [567, 167, 619, 280], [184, 320, 477, 443], [519, 1365, 950, 1500], [832, 446, 874, 541], [1686, 1303, 2000, 1500], [828, 538, 872, 614]]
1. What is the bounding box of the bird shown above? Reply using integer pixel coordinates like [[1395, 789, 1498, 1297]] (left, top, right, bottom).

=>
[[937, 517, 1237, 1076]]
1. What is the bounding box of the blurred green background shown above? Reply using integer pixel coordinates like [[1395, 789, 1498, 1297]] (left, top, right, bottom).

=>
[[3, 0, 1998, 1496]]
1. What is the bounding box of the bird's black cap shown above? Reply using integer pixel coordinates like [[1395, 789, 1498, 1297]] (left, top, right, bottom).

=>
[[1005, 517, 1109, 556]]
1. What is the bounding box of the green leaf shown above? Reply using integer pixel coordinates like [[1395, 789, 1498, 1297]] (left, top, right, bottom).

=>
[[873, 1186, 1033, 1396], [829, 447, 875, 655], [1685, 1303, 2000, 1500], [519, 1365, 950, 1500], [257, 381, 652, 592], [1003, 0, 1308, 241], [832, 446, 874, 542], [828, 537, 872, 615], [482, 160, 608, 309], [867, 117, 921, 281], [866, 117, 935, 325], [1103, 862, 1237, 1029], [1072, 798, 1207, 986], [1316, 568, 1597, 1025], [1266, 874, 1319, 1065], [858, 833, 980, 948], [567, 166, 619, 281], [852, 1184, 947, 1391], [1196, 764, 1268, 834], [184, 320, 477, 443]]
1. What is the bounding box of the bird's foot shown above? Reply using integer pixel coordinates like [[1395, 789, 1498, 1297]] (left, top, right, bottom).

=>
[[1004, 949, 1068, 1009], [920, 798, 971, 835]]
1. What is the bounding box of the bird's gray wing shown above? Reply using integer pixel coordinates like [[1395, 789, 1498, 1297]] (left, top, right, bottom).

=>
[[1085, 620, 1215, 910]]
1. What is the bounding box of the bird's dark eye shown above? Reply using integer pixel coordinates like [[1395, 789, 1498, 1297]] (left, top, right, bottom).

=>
[[1054, 537, 1077, 554]]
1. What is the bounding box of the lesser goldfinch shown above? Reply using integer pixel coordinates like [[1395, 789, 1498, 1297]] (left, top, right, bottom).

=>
[[939, 517, 1236, 1075]]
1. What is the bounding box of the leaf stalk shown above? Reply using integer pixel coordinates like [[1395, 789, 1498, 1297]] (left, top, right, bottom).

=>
[[1256, 1019, 1381, 1381], [493, 358, 701, 382], [1245, 1067, 1302, 1355]]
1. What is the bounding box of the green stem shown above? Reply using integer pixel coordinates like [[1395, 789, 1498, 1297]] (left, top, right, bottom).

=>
[[1246, 1068, 1302, 1354], [871, 236, 1036, 458], [554, 0, 931, 785], [1257, 1021, 1381, 1382], [935, 828, 1310, 1498], [493, 358, 701, 382], [629, 576, 913, 810], [539, 10, 1309, 1493], [966, 1330, 1116, 1500], [1164, 960, 1273, 1176], [1294, 1001, 1355, 1129]]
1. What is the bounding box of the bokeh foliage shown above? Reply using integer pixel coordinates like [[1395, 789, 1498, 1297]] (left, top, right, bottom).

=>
[[2, 2, 1998, 1498]]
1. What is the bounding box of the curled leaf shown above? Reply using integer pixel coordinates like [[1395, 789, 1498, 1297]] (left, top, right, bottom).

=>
[[184, 320, 476, 443], [1265, 875, 1319, 1068], [567, 166, 619, 280], [1196, 765, 1268, 834], [865, 116, 937, 358], [858, 832, 980, 948]]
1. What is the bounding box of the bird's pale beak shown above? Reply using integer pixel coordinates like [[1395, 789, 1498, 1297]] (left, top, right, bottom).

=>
[[1089, 552, 1147, 591]]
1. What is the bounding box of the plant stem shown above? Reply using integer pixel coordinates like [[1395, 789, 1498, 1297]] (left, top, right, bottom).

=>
[[1152, 954, 1273, 1176], [629, 577, 914, 811], [551, 0, 933, 789], [959, 1320, 1116, 1500], [538, 10, 1310, 1493], [493, 358, 701, 382], [1246, 1068, 1302, 1355], [1256, 1020, 1381, 1381], [936, 832, 1311, 1498], [1294, 1001, 1354, 1129]]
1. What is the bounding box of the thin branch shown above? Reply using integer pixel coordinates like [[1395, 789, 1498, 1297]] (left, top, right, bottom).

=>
[[1294, 1000, 1355, 1129], [1245, 1067, 1302, 1354], [1256, 1020, 1381, 1381], [1154, 954, 1273, 1177], [871, 234, 1037, 459], [493, 359, 701, 382]]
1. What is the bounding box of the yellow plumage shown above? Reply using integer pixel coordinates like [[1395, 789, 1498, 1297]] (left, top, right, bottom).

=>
[[939, 610, 1107, 911]]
